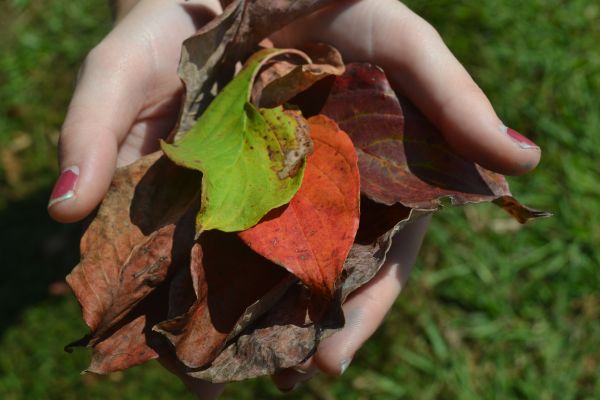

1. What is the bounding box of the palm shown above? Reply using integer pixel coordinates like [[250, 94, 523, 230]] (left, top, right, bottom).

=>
[[109, 2, 219, 167]]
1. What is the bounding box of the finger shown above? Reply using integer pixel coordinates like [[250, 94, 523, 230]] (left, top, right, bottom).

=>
[[274, 215, 430, 391], [313, 215, 430, 375], [48, 1, 221, 223], [47, 40, 148, 223], [272, 0, 540, 176]]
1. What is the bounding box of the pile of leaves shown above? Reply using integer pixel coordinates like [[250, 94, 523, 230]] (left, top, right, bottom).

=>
[[65, 0, 549, 385]]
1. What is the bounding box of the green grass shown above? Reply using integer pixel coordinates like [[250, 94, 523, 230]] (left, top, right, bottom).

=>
[[1, 0, 599, 399]]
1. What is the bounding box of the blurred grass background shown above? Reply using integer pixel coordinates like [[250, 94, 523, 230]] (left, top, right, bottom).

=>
[[0, 0, 598, 399]]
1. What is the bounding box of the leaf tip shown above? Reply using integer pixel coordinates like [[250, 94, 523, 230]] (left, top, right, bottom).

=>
[[493, 196, 553, 223]]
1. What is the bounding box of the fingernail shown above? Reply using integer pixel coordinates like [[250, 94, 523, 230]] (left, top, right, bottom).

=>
[[501, 125, 539, 150], [48, 166, 79, 208], [339, 358, 352, 375]]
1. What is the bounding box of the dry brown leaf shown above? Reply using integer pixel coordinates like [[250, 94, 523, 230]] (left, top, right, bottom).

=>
[[66, 152, 199, 345], [172, 0, 338, 141], [153, 231, 291, 369], [184, 200, 428, 382], [252, 43, 345, 108]]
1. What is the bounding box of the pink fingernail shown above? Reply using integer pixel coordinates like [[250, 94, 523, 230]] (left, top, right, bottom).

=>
[[501, 125, 539, 150], [48, 166, 79, 208]]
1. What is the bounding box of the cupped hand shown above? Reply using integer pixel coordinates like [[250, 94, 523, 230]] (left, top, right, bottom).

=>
[[270, 1, 538, 390], [48, 0, 222, 220], [49, 0, 541, 398]]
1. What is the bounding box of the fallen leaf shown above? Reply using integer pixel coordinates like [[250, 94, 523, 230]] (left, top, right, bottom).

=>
[[80, 282, 172, 374], [239, 115, 360, 297], [252, 43, 345, 108], [188, 199, 425, 382], [66, 152, 199, 344], [187, 281, 331, 383], [493, 195, 551, 223], [162, 48, 313, 233], [173, 0, 338, 140], [321, 63, 549, 222], [153, 231, 291, 369]]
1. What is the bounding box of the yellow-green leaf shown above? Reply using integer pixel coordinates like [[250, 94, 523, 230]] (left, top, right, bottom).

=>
[[161, 49, 313, 233]]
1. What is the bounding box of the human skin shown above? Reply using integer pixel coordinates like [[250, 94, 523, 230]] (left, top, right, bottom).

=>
[[48, 0, 541, 397]]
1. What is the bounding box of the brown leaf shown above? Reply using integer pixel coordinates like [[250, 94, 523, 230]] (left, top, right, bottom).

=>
[[82, 282, 172, 374], [340, 199, 429, 300], [239, 115, 360, 297], [321, 63, 548, 222], [252, 43, 345, 108], [86, 316, 158, 374], [187, 199, 425, 383], [154, 231, 291, 369], [186, 282, 329, 383], [66, 152, 199, 344], [493, 196, 552, 223], [172, 0, 338, 141]]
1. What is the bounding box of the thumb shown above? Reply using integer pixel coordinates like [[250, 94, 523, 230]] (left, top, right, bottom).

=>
[[48, 42, 149, 223]]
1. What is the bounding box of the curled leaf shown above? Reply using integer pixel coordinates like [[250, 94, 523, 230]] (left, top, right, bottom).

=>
[[174, 0, 338, 140], [81, 282, 171, 374], [252, 43, 345, 108]]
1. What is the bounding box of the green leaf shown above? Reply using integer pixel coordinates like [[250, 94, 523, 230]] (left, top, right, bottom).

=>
[[161, 48, 313, 233]]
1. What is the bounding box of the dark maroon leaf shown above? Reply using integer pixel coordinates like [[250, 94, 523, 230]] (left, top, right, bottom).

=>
[[321, 63, 549, 222]]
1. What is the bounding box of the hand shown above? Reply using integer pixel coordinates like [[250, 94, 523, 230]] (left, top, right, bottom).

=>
[[270, 0, 540, 391], [48, 0, 223, 220], [48, 0, 541, 398]]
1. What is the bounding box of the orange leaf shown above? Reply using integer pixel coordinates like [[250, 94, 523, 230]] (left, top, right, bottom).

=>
[[239, 115, 360, 297]]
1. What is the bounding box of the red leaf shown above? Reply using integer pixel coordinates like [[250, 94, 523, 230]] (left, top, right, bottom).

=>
[[321, 63, 547, 221], [239, 115, 360, 297]]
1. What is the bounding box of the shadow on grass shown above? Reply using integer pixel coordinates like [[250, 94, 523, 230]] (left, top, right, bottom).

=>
[[0, 187, 81, 336]]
